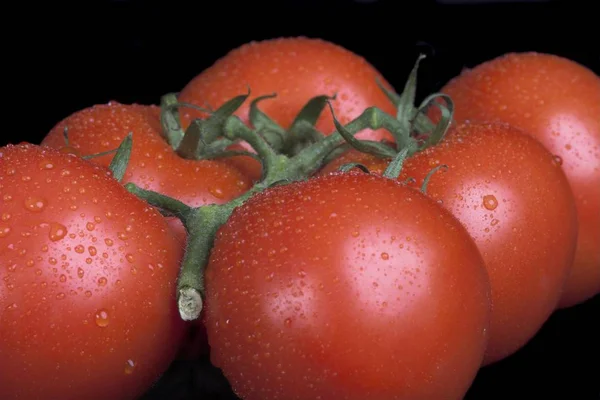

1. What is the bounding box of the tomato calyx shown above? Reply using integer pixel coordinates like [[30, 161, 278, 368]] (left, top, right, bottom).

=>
[[123, 55, 454, 322], [125, 97, 421, 321]]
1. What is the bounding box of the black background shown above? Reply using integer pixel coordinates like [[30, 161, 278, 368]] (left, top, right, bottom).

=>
[[3, 0, 599, 399]]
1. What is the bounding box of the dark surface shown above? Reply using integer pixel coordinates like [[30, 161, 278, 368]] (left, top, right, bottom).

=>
[[3, 0, 598, 399]]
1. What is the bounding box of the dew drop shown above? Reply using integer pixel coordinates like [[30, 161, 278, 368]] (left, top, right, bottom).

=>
[[56, 292, 66, 300], [88, 246, 97, 256], [39, 161, 55, 170], [552, 155, 563, 166], [59, 274, 67, 283], [75, 245, 85, 254], [86, 222, 95, 231], [24, 197, 47, 212], [105, 238, 114, 246], [95, 309, 110, 327], [125, 253, 134, 263], [85, 290, 92, 298], [1, 213, 10, 221], [77, 268, 85, 278], [124, 359, 136, 375], [284, 318, 292, 327], [482, 195, 498, 211], [351, 231, 360, 238], [0, 225, 11, 238], [491, 219, 500, 226], [98, 277, 107, 287], [209, 187, 225, 199], [380, 252, 389, 260], [49, 223, 67, 241]]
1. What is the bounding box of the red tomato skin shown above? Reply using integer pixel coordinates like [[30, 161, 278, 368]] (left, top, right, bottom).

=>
[[438, 52, 600, 308], [397, 122, 578, 364], [203, 173, 491, 400], [0, 144, 186, 399], [40, 101, 253, 244], [178, 37, 397, 141]]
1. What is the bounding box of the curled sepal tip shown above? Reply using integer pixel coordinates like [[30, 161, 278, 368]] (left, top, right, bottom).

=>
[[108, 132, 133, 182], [338, 162, 371, 174], [421, 164, 449, 194], [178, 287, 203, 321], [327, 101, 397, 159], [416, 94, 454, 148]]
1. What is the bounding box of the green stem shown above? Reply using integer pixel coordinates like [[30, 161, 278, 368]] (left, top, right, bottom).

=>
[[128, 103, 418, 321]]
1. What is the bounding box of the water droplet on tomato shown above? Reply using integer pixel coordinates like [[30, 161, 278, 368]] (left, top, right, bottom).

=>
[[491, 219, 499, 226], [7, 263, 17, 272], [1, 213, 11, 221], [56, 292, 66, 300], [5, 303, 17, 311], [482, 195, 498, 211], [351, 231, 360, 238], [552, 155, 563, 166], [48, 257, 57, 265], [124, 359, 136, 375], [209, 187, 225, 199], [265, 273, 274, 282], [24, 197, 47, 212], [35, 268, 43, 276], [95, 309, 110, 327], [39, 161, 55, 169], [74, 245, 85, 254], [380, 252, 389, 260], [0, 225, 11, 238], [85, 290, 92, 297], [49, 223, 67, 241], [3, 194, 13, 201], [105, 238, 114, 246], [565, 143, 572, 150], [284, 318, 292, 327], [88, 246, 97, 256], [98, 277, 107, 287], [59, 274, 67, 283], [125, 253, 134, 263], [86, 222, 95, 231], [77, 268, 85, 278]]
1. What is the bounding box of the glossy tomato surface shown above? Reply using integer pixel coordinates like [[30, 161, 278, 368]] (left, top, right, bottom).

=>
[[178, 37, 397, 140], [322, 122, 579, 364], [399, 122, 578, 364], [438, 52, 600, 308], [40, 101, 252, 243], [203, 172, 491, 400], [0, 144, 186, 399]]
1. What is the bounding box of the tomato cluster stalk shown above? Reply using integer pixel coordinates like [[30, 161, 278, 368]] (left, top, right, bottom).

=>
[[121, 55, 453, 321]]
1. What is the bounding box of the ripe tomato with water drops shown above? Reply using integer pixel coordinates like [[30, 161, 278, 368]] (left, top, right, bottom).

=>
[[436, 52, 600, 308], [40, 101, 253, 244], [323, 121, 579, 364], [203, 172, 491, 400], [178, 37, 397, 140], [0, 144, 186, 400]]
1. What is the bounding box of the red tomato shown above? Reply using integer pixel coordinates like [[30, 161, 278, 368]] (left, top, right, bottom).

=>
[[323, 122, 579, 364], [40, 101, 253, 244], [437, 52, 600, 308], [178, 37, 397, 141], [0, 143, 186, 399], [203, 172, 491, 400]]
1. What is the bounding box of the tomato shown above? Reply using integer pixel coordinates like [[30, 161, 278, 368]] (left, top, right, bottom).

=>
[[177, 37, 397, 141], [0, 143, 186, 399], [203, 172, 491, 400], [323, 121, 578, 364], [437, 52, 600, 308], [40, 101, 253, 244]]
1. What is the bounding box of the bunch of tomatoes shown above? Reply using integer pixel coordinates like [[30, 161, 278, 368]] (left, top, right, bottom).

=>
[[1, 37, 598, 400]]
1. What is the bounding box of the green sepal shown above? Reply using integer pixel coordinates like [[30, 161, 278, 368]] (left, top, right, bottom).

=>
[[108, 132, 133, 182]]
